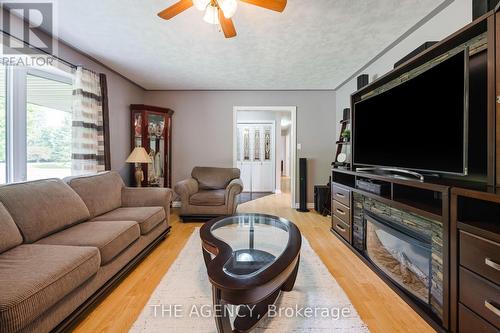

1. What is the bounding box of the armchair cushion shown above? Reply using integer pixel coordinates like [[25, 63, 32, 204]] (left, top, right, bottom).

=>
[[191, 167, 240, 190], [189, 190, 226, 206], [176, 167, 242, 217]]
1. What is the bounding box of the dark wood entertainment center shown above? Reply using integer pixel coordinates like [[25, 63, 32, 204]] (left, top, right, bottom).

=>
[[331, 9, 500, 333]]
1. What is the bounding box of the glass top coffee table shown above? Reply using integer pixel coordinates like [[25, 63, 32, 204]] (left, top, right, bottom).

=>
[[200, 214, 302, 333]]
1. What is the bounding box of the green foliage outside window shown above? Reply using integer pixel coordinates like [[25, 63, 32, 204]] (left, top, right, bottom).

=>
[[26, 103, 71, 164]]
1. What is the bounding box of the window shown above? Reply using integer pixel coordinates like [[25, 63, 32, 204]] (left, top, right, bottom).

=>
[[26, 73, 72, 180], [0, 66, 5, 184], [3, 66, 73, 183]]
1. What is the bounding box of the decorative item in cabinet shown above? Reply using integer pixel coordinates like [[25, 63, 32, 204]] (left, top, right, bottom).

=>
[[130, 104, 174, 188]]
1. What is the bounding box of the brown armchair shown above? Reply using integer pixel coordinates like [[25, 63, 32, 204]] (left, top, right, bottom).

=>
[[174, 167, 243, 221]]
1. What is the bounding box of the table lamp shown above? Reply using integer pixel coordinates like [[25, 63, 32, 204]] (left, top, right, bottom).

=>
[[126, 147, 152, 187]]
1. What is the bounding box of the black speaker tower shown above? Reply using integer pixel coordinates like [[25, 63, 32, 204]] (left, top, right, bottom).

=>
[[297, 158, 309, 212]]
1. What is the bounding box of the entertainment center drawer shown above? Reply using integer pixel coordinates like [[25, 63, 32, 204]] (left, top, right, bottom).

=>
[[458, 304, 498, 333], [332, 183, 351, 207], [332, 215, 350, 243], [459, 267, 500, 329], [460, 231, 500, 285], [332, 200, 350, 225]]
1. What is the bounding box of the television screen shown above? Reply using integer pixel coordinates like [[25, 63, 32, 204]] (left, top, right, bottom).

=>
[[353, 50, 468, 175]]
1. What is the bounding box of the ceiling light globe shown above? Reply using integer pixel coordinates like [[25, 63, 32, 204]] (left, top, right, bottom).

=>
[[192, 0, 210, 11], [203, 5, 219, 24], [219, 0, 237, 19]]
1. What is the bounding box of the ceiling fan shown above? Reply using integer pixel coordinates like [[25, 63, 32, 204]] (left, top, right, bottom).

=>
[[157, 0, 287, 38]]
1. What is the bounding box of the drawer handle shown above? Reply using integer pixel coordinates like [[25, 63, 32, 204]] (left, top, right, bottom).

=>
[[335, 192, 345, 198], [485, 258, 500, 271], [485, 300, 500, 317], [335, 224, 346, 232], [336, 208, 346, 215]]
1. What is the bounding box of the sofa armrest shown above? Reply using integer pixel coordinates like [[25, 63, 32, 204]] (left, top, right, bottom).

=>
[[121, 187, 173, 219], [225, 178, 243, 201], [174, 178, 199, 202]]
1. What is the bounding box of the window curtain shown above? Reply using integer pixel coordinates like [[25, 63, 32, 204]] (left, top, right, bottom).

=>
[[71, 66, 110, 175]]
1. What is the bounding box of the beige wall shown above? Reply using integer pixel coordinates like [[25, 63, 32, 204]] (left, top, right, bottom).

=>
[[143, 90, 336, 203], [5, 12, 337, 196]]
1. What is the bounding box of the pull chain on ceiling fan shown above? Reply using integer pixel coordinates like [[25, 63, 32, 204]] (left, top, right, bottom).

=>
[[158, 0, 287, 38]]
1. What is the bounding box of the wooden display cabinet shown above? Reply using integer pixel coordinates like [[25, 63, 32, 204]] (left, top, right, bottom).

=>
[[130, 104, 174, 187]]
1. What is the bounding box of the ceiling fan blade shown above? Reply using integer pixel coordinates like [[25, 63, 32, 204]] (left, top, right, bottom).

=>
[[219, 9, 237, 38], [158, 0, 193, 20], [240, 0, 287, 12]]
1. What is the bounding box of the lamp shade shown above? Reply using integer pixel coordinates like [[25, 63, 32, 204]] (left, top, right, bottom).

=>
[[126, 147, 152, 164]]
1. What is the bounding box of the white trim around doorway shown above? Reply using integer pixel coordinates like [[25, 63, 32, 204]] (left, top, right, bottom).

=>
[[233, 106, 297, 209]]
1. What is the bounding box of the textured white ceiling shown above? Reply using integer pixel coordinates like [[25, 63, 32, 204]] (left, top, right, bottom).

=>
[[52, 0, 445, 90]]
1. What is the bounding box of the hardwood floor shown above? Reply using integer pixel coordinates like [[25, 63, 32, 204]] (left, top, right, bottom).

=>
[[73, 192, 434, 333]]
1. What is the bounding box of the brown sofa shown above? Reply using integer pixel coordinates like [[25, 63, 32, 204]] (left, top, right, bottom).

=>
[[0, 171, 172, 333], [174, 167, 243, 221]]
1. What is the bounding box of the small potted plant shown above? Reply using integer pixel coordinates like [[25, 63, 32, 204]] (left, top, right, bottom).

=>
[[341, 129, 351, 142]]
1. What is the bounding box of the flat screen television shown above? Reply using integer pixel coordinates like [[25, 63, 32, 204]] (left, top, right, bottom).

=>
[[353, 50, 469, 175]]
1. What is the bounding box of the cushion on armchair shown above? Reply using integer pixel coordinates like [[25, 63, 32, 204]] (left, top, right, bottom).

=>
[[189, 190, 226, 206], [191, 167, 240, 190]]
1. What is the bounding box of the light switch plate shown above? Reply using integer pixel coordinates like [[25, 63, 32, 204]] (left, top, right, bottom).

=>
[[297, 143, 302, 150]]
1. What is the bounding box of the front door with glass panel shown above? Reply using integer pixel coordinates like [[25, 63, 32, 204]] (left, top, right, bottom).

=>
[[236, 122, 275, 192]]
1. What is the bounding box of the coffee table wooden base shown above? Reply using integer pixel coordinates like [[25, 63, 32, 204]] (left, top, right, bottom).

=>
[[212, 257, 300, 333], [200, 214, 302, 333]]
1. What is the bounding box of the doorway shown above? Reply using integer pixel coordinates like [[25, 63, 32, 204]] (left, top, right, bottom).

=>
[[233, 106, 297, 208]]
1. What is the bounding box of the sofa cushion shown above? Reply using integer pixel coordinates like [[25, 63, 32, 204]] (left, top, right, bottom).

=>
[[0, 203, 22, 254], [189, 190, 226, 206], [37, 221, 140, 265], [0, 179, 90, 243], [91, 207, 165, 235], [191, 167, 240, 190], [65, 171, 125, 218], [0, 244, 100, 333]]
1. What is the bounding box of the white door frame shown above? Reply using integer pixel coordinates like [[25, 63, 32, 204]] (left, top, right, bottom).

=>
[[233, 106, 297, 208]]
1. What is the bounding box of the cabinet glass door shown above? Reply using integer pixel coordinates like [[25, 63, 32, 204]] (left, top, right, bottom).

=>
[[146, 113, 166, 187]]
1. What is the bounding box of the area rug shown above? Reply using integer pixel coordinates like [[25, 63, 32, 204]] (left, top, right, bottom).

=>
[[130, 229, 370, 333]]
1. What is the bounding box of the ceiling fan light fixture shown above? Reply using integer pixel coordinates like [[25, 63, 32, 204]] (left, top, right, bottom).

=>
[[203, 4, 219, 24], [192, 0, 210, 11], [219, 0, 238, 19]]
